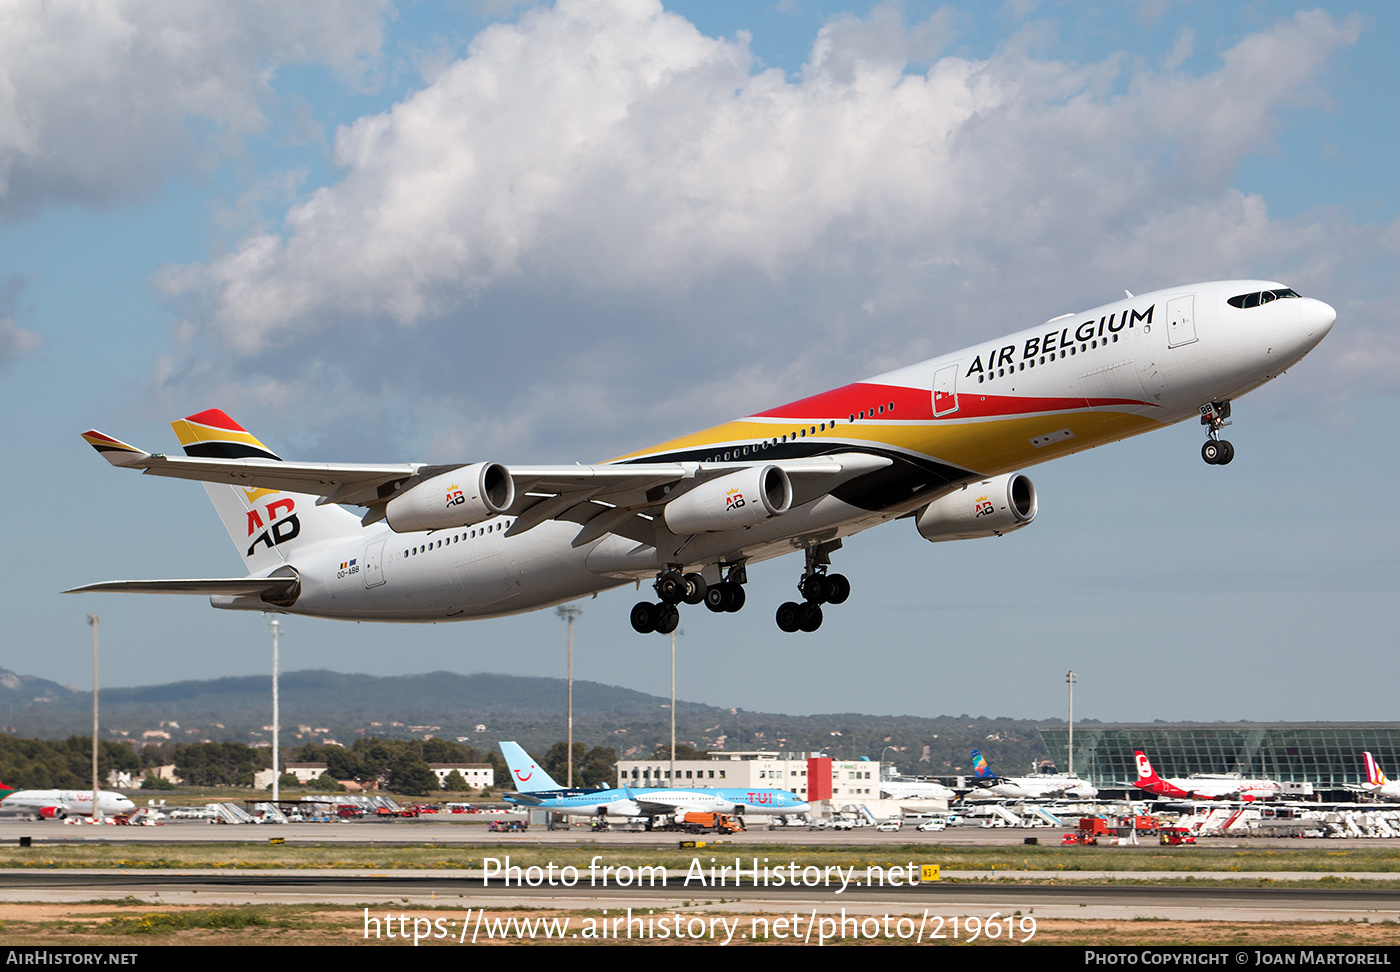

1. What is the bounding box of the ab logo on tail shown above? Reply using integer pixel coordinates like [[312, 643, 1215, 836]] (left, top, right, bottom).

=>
[[245, 494, 301, 557]]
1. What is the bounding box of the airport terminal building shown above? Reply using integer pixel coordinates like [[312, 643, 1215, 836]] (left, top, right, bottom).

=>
[[1039, 723, 1400, 796]]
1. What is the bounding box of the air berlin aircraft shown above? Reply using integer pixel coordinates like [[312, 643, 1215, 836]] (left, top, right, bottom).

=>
[[71, 281, 1334, 635]]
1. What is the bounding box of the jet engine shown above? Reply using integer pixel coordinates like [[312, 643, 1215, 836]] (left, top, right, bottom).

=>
[[385, 463, 516, 533], [915, 473, 1037, 542], [663, 465, 793, 534]]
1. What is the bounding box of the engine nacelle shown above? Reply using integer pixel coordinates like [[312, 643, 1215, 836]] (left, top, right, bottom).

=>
[[915, 473, 1037, 542], [663, 465, 793, 534], [385, 463, 515, 533]]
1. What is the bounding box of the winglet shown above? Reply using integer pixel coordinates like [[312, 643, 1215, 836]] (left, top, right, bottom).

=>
[[81, 430, 151, 467]]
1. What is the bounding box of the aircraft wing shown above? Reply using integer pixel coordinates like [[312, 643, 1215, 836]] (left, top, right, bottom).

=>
[[64, 577, 300, 597], [82, 428, 891, 535]]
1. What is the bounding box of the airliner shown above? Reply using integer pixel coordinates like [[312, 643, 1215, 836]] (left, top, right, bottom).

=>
[[69, 281, 1334, 634], [1132, 751, 1281, 801], [499, 742, 809, 819], [1353, 752, 1400, 802], [0, 788, 137, 819], [879, 777, 957, 802], [966, 749, 1098, 800]]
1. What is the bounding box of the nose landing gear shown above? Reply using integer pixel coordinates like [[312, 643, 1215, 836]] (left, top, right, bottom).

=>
[[1200, 401, 1234, 465]]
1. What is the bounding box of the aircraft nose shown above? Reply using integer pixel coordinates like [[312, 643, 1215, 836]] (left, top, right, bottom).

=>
[[1305, 298, 1337, 341]]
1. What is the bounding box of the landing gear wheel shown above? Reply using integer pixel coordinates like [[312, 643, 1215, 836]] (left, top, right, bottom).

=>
[[1216, 440, 1235, 465], [725, 583, 745, 613], [705, 581, 745, 613], [630, 601, 657, 634], [776, 601, 803, 633], [799, 603, 824, 632], [799, 574, 828, 603], [1202, 440, 1222, 465], [704, 585, 728, 613], [825, 573, 851, 604], [655, 573, 685, 604], [682, 573, 708, 605], [655, 604, 679, 635]]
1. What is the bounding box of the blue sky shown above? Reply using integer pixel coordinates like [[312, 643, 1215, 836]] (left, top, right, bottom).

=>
[[3, 1, 1397, 726]]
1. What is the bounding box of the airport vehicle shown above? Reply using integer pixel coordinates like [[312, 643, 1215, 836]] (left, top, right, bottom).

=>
[[1353, 753, 1400, 802], [1132, 751, 1282, 801], [69, 282, 1335, 634], [661, 812, 745, 835], [0, 789, 137, 819], [499, 742, 810, 820], [968, 749, 1098, 800], [880, 776, 957, 801]]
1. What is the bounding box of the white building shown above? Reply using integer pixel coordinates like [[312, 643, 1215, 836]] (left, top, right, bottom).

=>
[[430, 764, 494, 790]]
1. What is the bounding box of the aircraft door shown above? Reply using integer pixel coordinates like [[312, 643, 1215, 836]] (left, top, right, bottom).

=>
[[1166, 295, 1197, 348], [933, 365, 959, 416], [363, 539, 386, 588]]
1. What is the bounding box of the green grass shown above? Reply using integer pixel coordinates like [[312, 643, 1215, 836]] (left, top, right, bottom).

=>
[[1, 842, 1399, 875]]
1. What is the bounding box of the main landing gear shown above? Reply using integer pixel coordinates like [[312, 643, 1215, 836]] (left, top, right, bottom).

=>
[[776, 542, 849, 634], [630, 565, 746, 634], [1200, 400, 1235, 465]]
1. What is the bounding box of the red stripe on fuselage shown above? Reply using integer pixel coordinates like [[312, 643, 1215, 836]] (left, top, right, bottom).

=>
[[751, 382, 1150, 422]]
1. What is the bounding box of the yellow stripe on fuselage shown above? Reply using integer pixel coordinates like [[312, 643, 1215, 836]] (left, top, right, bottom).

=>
[[613, 410, 1163, 478]]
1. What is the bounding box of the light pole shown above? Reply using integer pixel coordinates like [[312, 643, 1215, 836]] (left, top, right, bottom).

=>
[[1066, 670, 1077, 776], [670, 627, 682, 787], [556, 605, 582, 787], [269, 617, 281, 804], [87, 614, 99, 821]]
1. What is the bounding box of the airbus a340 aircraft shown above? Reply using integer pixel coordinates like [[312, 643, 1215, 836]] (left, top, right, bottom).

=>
[[70, 281, 1334, 634], [500, 742, 809, 819]]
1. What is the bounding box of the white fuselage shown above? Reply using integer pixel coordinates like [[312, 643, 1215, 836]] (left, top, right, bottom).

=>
[[202, 281, 1333, 622], [969, 775, 1099, 800], [0, 789, 137, 818]]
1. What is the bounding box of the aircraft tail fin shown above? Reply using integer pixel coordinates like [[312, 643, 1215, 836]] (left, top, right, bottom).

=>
[[500, 742, 563, 793], [1134, 751, 1163, 785], [971, 750, 992, 779], [1364, 752, 1388, 787], [170, 410, 363, 574]]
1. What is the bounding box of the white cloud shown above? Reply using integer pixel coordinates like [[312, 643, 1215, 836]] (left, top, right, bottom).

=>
[[164, 3, 1363, 350], [0, 0, 388, 220], [145, 1, 1378, 460]]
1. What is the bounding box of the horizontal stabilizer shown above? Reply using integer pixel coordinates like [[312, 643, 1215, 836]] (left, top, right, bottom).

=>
[[64, 577, 299, 597], [81, 430, 151, 466]]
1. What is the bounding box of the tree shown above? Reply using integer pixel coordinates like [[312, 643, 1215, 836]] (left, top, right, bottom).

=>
[[389, 757, 438, 796], [441, 770, 470, 792]]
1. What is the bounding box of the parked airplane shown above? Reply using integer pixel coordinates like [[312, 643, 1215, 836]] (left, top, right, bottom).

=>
[[966, 749, 1098, 800], [499, 742, 810, 818], [1132, 751, 1281, 801], [1355, 752, 1400, 802], [878, 775, 957, 801], [0, 789, 136, 819], [70, 281, 1334, 634]]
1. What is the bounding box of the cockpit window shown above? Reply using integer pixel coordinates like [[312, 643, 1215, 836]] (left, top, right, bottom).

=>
[[1228, 288, 1301, 309]]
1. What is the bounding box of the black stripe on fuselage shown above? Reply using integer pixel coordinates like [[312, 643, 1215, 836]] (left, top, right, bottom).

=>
[[182, 442, 281, 461], [620, 441, 977, 513]]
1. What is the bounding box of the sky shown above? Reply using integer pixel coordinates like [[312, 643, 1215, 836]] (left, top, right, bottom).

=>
[[3, 0, 1398, 726]]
